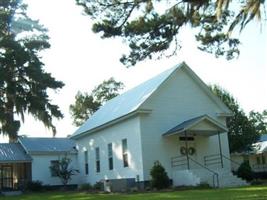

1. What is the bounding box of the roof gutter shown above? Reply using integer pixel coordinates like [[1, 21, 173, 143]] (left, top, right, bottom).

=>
[[0, 160, 32, 164], [28, 150, 77, 155]]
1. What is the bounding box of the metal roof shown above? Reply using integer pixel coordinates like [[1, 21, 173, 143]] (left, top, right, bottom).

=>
[[71, 62, 231, 139], [71, 63, 182, 138], [259, 134, 267, 142], [250, 135, 267, 154], [163, 115, 206, 136], [19, 137, 77, 154], [163, 115, 228, 137], [0, 143, 32, 163], [252, 141, 267, 154]]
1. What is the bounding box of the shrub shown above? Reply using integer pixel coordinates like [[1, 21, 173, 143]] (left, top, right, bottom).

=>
[[93, 181, 103, 190], [251, 179, 265, 185], [252, 171, 267, 180], [49, 156, 79, 187], [79, 183, 93, 191], [197, 182, 211, 189], [26, 180, 43, 192], [150, 161, 170, 190], [237, 160, 253, 181]]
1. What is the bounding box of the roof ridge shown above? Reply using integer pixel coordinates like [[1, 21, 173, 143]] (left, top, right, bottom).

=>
[[100, 63, 181, 106], [71, 63, 184, 138]]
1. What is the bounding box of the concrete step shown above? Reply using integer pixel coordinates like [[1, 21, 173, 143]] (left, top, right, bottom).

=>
[[191, 169, 249, 188], [172, 169, 200, 186], [216, 173, 249, 187]]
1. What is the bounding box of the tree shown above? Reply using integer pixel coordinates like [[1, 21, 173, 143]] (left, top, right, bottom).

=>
[[249, 110, 267, 135], [49, 156, 79, 187], [76, 0, 265, 67], [70, 77, 124, 126], [210, 85, 262, 153], [0, 0, 64, 141]]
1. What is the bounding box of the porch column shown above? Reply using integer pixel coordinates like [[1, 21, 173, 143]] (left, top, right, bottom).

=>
[[184, 131, 190, 170], [217, 131, 224, 168]]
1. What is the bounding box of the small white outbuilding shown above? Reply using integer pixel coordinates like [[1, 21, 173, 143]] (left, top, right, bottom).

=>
[[0, 137, 80, 191]]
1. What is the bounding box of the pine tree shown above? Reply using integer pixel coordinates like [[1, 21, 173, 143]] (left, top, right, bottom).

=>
[[76, 0, 265, 66], [0, 0, 64, 141]]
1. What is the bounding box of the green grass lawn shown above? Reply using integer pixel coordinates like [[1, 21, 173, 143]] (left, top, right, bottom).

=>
[[1, 185, 267, 200]]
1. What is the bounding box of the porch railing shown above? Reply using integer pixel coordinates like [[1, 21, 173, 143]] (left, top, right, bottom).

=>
[[252, 164, 267, 172], [204, 154, 222, 167], [171, 155, 219, 188], [171, 155, 187, 168], [222, 154, 241, 168], [188, 157, 219, 188], [204, 153, 241, 169]]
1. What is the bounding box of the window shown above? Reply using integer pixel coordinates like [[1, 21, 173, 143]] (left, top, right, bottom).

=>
[[256, 155, 266, 165], [84, 150, 89, 175], [122, 139, 129, 167], [262, 155, 266, 164], [257, 156, 261, 165], [108, 143, 113, 170], [50, 160, 59, 177], [95, 147, 100, 173]]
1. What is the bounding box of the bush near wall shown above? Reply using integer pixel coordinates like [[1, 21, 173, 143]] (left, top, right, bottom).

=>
[[252, 172, 267, 180], [26, 180, 43, 192], [150, 161, 170, 190], [237, 161, 253, 181]]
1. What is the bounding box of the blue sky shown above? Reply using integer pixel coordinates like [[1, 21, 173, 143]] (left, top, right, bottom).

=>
[[2, 0, 266, 141]]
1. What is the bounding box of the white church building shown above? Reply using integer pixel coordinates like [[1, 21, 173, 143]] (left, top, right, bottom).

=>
[[0, 62, 247, 191]]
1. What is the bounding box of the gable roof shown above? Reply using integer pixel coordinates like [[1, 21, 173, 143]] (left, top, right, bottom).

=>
[[71, 63, 181, 139], [0, 143, 32, 163], [71, 62, 231, 139], [248, 134, 267, 154], [163, 115, 228, 137], [259, 134, 267, 142], [19, 137, 77, 154]]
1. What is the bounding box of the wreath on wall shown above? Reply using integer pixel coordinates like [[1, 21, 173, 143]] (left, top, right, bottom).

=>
[[180, 147, 187, 155], [188, 147, 196, 155], [180, 147, 196, 155]]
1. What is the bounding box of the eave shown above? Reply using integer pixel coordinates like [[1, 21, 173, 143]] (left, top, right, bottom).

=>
[[71, 109, 152, 140]]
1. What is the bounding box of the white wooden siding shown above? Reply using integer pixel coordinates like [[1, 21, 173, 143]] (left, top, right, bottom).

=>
[[139, 67, 231, 180], [75, 116, 144, 184], [31, 154, 79, 185]]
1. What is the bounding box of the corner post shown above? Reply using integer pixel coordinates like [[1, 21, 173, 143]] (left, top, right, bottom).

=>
[[185, 131, 190, 170], [217, 131, 224, 168]]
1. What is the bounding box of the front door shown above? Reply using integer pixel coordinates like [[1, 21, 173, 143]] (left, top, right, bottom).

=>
[[1, 165, 13, 190]]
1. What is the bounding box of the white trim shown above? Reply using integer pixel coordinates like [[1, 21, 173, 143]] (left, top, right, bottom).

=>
[[163, 115, 228, 137], [181, 63, 232, 114], [216, 112, 234, 117], [28, 151, 78, 155]]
